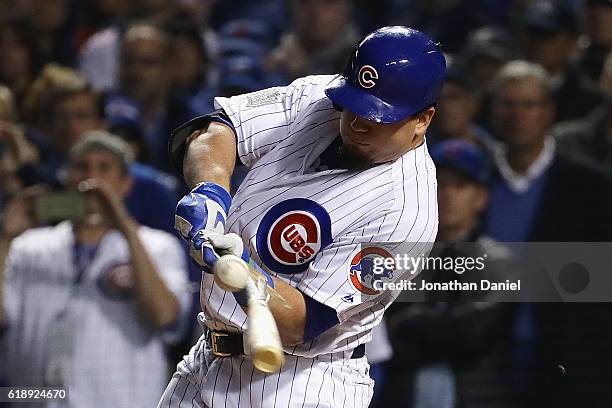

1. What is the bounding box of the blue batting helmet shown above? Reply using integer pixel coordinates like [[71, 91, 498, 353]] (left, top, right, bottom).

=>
[[325, 26, 447, 124]]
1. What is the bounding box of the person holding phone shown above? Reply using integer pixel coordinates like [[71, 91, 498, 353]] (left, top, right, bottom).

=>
[[0, 130, 191, 408]]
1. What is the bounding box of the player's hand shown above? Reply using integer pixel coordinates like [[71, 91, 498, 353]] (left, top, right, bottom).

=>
[[175, 182, 234, 270], [190, 230, 249, 272], [174, 182, 232, 241]]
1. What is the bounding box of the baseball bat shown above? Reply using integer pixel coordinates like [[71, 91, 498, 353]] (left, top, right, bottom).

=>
[[213, 255, 286, 373], [245, 278, 285, 373]]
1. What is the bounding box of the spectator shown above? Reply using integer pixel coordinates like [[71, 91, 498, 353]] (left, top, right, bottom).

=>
[[462, 26, 519, 93], [0, 131, 190, 407], [78, 1, 184, 92], [115, 23, 197, 171], [520, 2, 605, 121], [484, 60, 612, 242], [20, 0, 82, 66], [379, 140, 514, 408], [216, 19, 285, 88], [209, 0, 286, 41], [218, 18, 279, 50], [463, 26, 520, 129], [428, 61, 498, 152], [557, 113, 612, 158], [23, 64, 100, 169], [484, 60, 612, 407], [553, 50, 612, 169], [0, 18, 42, 113], [0, 86, 39, 207], [22, 65, 180, 232], [267, 0, 360, 81], [166, 20, 216, 115], [78, 23, 123, 92], [434, 140, 492, 242], [576, 0, 612, 83], [105, 94, 151, 162], [104, 100, 180, 233], [218, 53, 270, 97]]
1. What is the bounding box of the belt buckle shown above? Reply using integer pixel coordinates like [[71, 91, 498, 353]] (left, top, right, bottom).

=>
[[211, 332, 232, 357]]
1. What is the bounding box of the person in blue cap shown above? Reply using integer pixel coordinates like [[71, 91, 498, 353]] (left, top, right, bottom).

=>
[[520, 2, 605, 122], [432, 139, 491, 241], [382, 139, 516, 408]]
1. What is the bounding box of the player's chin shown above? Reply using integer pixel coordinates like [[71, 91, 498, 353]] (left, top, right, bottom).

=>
[[340, 144, 375, 169]]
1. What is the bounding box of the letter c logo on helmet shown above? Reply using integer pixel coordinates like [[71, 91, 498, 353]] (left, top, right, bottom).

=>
[[358, 65, 378, 89]]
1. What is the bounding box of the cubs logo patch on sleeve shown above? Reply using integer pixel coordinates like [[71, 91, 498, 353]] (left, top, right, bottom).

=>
[[349, 247, 395, 295], [256, 198, 332, 274]]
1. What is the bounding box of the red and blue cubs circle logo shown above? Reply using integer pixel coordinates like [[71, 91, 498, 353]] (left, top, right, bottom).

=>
[[349, 247, 394, 295], [269, 211, 321, 265], [257, 199, 332, 274], [358, 65, 378, 89]]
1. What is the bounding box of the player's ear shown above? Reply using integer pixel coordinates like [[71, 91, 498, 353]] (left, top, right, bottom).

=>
[[413, 106, 436, 139], [416, 106, 436, 129]]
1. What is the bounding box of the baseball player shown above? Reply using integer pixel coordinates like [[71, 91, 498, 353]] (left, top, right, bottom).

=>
[[159, 26, 446, 408]]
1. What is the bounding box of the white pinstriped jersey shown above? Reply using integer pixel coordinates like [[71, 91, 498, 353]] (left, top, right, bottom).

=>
[[1, 222, 191, 408], [201, 75, 438, 357]]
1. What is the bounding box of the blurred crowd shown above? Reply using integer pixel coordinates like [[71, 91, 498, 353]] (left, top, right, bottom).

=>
[[1, 0, 612, 407]]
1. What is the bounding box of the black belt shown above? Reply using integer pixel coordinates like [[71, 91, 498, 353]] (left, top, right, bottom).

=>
[[206, 330, 365, 359]]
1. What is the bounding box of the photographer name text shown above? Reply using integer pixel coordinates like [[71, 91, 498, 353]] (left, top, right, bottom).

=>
[[374, 279, 521, 291]]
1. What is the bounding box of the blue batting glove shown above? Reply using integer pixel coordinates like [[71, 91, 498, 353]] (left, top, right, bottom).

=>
[[174, 182, 232, 241]]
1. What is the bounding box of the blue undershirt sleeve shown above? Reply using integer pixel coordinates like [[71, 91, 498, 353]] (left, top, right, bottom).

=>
[[303, 294, 340, 342]]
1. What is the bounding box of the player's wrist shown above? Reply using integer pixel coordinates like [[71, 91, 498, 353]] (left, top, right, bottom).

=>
[[191, 182, 232, 215], [233, 262, 274, 306], [250, 261, 275, 288], [174, 182, 232, 241]]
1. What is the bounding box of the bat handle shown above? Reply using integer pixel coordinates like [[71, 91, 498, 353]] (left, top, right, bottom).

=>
[[246, 279, 285, 373]]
